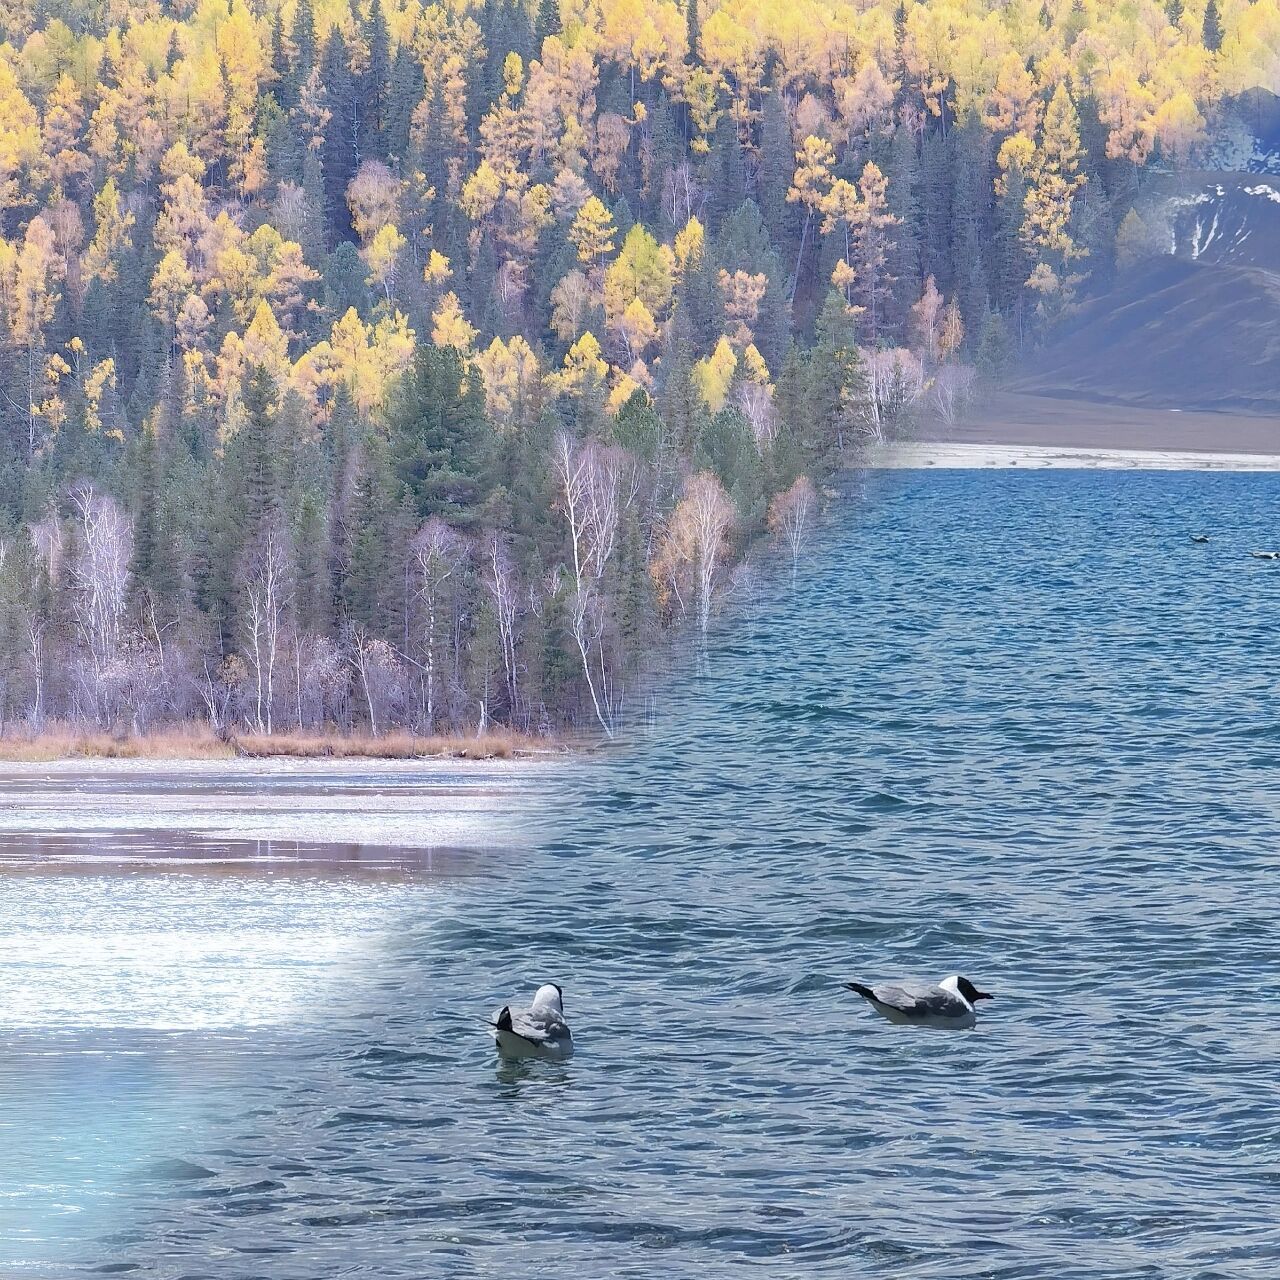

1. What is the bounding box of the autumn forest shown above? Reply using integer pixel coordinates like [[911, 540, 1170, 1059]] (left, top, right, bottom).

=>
[[0, 0, 1274, 743]]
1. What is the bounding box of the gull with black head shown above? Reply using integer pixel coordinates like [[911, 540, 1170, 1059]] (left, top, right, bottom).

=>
[[844, 974, 993, 1030], [490, 982, 574, 1060]]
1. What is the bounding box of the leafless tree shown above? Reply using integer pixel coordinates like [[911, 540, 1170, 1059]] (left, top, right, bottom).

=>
[[300, 634, 347, 729], [862, 348, 926, 440], [271, 182, 311, 244], [346, 624, 402, 736], [483, 531, 522, 720], [240, 522, 293, 734], [652, 471, 737, 643], [196, 655, 247, 735], [928, 363, 978, 427], [26, 616, 47, 728], [197, 662, 227, 734], [663, 162, 705, 227], [29, 515, 63, 584], [115, 635, 166, 735], [410, 517, 465, 733], [553, 434, 637, 738], [767, 476, 818, 591], [686, 472, 736, 640], [735, 380, 778, 453], [138, 585, 171, 668], [67, 484, 133, 722]]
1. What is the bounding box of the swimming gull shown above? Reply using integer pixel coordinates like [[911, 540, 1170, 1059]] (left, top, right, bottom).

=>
[[490, 982, 574, 1059], [844, 974, 993, 1030]]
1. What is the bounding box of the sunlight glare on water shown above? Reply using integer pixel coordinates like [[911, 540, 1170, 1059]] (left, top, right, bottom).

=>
[[3, 469, 1280, 1278]]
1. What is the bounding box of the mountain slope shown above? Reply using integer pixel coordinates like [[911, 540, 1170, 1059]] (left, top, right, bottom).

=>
[[1014, 173, 1280, 416]]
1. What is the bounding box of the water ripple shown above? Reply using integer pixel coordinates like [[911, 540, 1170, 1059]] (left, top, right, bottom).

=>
[[3, 470, 1280, 1277]]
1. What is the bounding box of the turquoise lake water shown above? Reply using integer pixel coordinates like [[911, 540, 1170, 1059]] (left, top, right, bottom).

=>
[[3, 468, 1280, 1277]]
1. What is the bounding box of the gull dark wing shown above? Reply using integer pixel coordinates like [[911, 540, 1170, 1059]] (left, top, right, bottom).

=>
[[904, 988, 971, 1018], [504, 1007, 571, 1046], [490, 1006, 545, 1051], [869, 983, 935, 1015]]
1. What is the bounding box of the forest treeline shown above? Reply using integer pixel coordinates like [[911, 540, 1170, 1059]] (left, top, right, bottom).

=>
[[0, 0, 1274, 740]]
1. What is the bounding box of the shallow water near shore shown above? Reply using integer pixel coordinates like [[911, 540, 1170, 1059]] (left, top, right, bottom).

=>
[[3, 468, 1280, 1278]]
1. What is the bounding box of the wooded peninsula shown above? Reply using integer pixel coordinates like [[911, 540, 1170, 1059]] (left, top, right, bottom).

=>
[[0, 0, 1272, 750]]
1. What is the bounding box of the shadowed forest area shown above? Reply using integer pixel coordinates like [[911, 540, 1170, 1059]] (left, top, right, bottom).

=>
[[0, 0, 1275, 745]]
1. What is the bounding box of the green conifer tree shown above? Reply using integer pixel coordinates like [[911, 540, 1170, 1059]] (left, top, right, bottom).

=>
[[950, 111, 991, 340], [384, 46, 420, 163], [535, 0, 560, 45], [1202, 0, 1222, 52], [975, 310, 1012, 379], [319, 29, 357, 239], [292, 0, 317, 77], [363, 0, 390, 157], [387, 346, 495, 528], [919, 130, 953, 291], [342, 430, 394, 628], [756, 95, 795, 247]]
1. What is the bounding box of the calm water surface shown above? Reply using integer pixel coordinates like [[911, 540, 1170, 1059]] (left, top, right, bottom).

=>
[[3, 469, 1280, 1278]]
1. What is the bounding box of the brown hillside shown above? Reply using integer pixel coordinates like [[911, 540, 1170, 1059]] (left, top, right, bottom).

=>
[[1012, 257, 1280, 416]]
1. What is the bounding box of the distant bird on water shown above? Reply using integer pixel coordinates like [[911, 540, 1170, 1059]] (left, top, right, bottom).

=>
[[1189, 534, 1210, 544], [844, 975, 993, 1030], [490, 983, 574, 1059], [1249, 550, 1280, 560]]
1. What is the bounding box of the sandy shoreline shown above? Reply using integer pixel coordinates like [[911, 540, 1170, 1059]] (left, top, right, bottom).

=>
[[868, 440, 1280, 471], [880, 391, 1280, 469]]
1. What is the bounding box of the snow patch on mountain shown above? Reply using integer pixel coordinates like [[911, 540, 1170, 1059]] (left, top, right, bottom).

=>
[[1170, 178, 1280, 273]]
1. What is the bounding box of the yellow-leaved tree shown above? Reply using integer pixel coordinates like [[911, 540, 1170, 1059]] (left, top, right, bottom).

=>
[[1023, 84, 1086, 263], [616, 297, 658, 364], [1021, 84, 1088, 321], [604, 224, 674, 359], [603, 225, 675, 322], [546, 331, 608, 396], [673, 216, 704, 270], [364, 223, 407, 300], [475, 335, 541, 423], [0, 59, 43, 213], [691, 337, 737, 414], [149, 250, 196, 336], [787, 135, 835, 300], [297, 308, 415, 420], [431, 292, 479, 352], [569, 196, 618, 272], [3, 216, 65, 452], [81, 179, 135, 290]]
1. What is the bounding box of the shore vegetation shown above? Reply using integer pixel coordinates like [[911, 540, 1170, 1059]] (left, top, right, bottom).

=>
[[0, 721, 553, 760]]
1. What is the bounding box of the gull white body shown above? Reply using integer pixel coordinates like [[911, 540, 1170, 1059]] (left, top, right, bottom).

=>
[[845, 974, 991, 1030], [491, 983, 574, 1060]]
